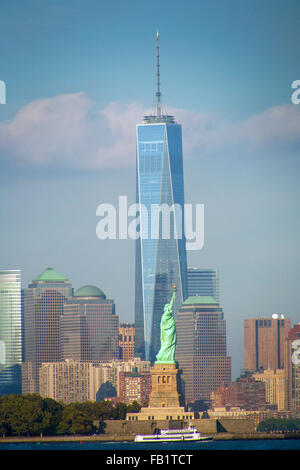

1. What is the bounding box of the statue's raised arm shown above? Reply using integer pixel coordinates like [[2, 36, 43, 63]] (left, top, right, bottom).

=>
[[155, 285, 177, 364], [168, 287, 176, 311]]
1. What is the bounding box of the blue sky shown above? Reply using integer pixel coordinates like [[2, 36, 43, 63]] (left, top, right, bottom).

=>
[[0, 0, 300, 378]]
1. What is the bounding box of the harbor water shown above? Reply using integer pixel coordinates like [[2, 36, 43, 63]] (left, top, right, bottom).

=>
[[1, 438, 300, 450]]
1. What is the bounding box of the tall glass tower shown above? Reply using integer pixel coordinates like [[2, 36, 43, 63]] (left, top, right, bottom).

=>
[[0, 270, 22, 395], [135, 32, 187, 362], [187, 268, 220, 302]]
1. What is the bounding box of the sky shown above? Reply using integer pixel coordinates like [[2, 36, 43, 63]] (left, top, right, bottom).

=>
[[0, 0, 300, 379]]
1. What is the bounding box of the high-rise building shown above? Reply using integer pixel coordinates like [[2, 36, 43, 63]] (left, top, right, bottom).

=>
[[252, 368, 286, 411], [22, 267, 72, 394], [85, 358, 151, 402], [62, 285, 119, 362], [119, 324, 135, 361], [39, 360, 97, 404], [210, 384, 231, 409], [0, 270, 22, 395], [119, 367, 151, 405], [60, 308, 88, 361], [175, 296, 231, 406], [230, 377, 267, 411], [244, 316, 291, 373], [284, 324, 300, 412], [97, 359, 151, 401], [211, 377, 266, 411], [135, 32, 187, 362], [187, 268, 219, 302], [40, 359, 152, 404]]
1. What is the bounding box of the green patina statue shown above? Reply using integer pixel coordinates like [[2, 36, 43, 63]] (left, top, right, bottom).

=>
[[155, 285, 177, 364]]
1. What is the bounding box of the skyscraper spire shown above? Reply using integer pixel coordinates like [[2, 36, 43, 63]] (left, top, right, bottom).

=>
[[156, 30, 162, 117], [143, 31, 175, 124]]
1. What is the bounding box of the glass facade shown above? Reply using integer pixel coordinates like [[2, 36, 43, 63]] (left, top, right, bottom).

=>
[[135, 120, 187, 362], [0, 270, 22, 395], [187, 268, 219, 302]]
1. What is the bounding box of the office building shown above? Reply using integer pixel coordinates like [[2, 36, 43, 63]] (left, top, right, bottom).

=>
[[211, 377, 266, 411], [135, 32, 187, 362], [60, 308, 88, 361], [22, 267, 72, 394], [284, 324, 300, 411], [119, 324, 135, 361], [228, 377, 266, 411], [252, 368, 286, 411], [62, 285, 119, 362], [0, 270, 22, 395], [187, 268, 219, 301], [244, 315, 291, 372], [210, 384, 230, 409], [175, 296, 231, 405]]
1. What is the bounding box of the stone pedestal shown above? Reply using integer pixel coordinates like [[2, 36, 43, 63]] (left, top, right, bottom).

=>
[[148, 362, 183, 408], [126, 362, 196, 422]]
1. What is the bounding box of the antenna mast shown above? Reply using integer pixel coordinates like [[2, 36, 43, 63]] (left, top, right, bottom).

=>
[[156, 30, 162, 117], [143, 31, 175, 124]]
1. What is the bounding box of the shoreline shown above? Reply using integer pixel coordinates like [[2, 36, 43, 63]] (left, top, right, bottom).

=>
[[0, 432, 300, 444]]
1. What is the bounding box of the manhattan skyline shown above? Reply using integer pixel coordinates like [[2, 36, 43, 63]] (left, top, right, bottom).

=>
[[0, 0, 300, 379]]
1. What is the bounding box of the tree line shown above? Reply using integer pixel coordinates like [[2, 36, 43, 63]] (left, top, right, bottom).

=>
[[257, 417, 300, 433], [0, 394, 141, 437]]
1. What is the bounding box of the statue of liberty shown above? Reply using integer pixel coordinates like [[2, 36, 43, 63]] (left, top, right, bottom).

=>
[[155, 285, 177, 364]]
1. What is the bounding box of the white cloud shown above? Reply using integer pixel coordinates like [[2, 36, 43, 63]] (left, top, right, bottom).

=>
[[0, 93, 299, 170], [0, 93, 144, 170], [173, 104, 300, 157]]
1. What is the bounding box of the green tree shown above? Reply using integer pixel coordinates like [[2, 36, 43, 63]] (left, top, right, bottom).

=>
[[126, 401, 141, 413], [10, 394, 47, 436], [57, 403, 94, 435], [93, 400, 115, 420], [0, 395, 12, 436], [257, 417, 300, 433], [41, 397, 64, 435], [0, 394, 64, 437], [112, 402, 127, 420]]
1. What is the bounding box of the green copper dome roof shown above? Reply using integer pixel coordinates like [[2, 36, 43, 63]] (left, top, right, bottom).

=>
[[74, 285, 106, 299], [182, 295, 219, 305], [32, 267, 69, 282]]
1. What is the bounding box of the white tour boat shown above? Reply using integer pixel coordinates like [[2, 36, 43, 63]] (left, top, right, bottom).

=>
[[134, 425, 212, 442]]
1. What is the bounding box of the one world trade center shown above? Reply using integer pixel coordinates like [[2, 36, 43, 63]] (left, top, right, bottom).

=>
[[135, 32, 187, 362]]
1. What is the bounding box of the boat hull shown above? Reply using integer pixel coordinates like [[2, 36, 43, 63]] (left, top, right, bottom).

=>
[[134, 436, 212, 442], [135, 431, 213, 442]]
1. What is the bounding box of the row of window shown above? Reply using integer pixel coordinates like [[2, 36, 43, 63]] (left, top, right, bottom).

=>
[[127, 415, 194, 421]]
